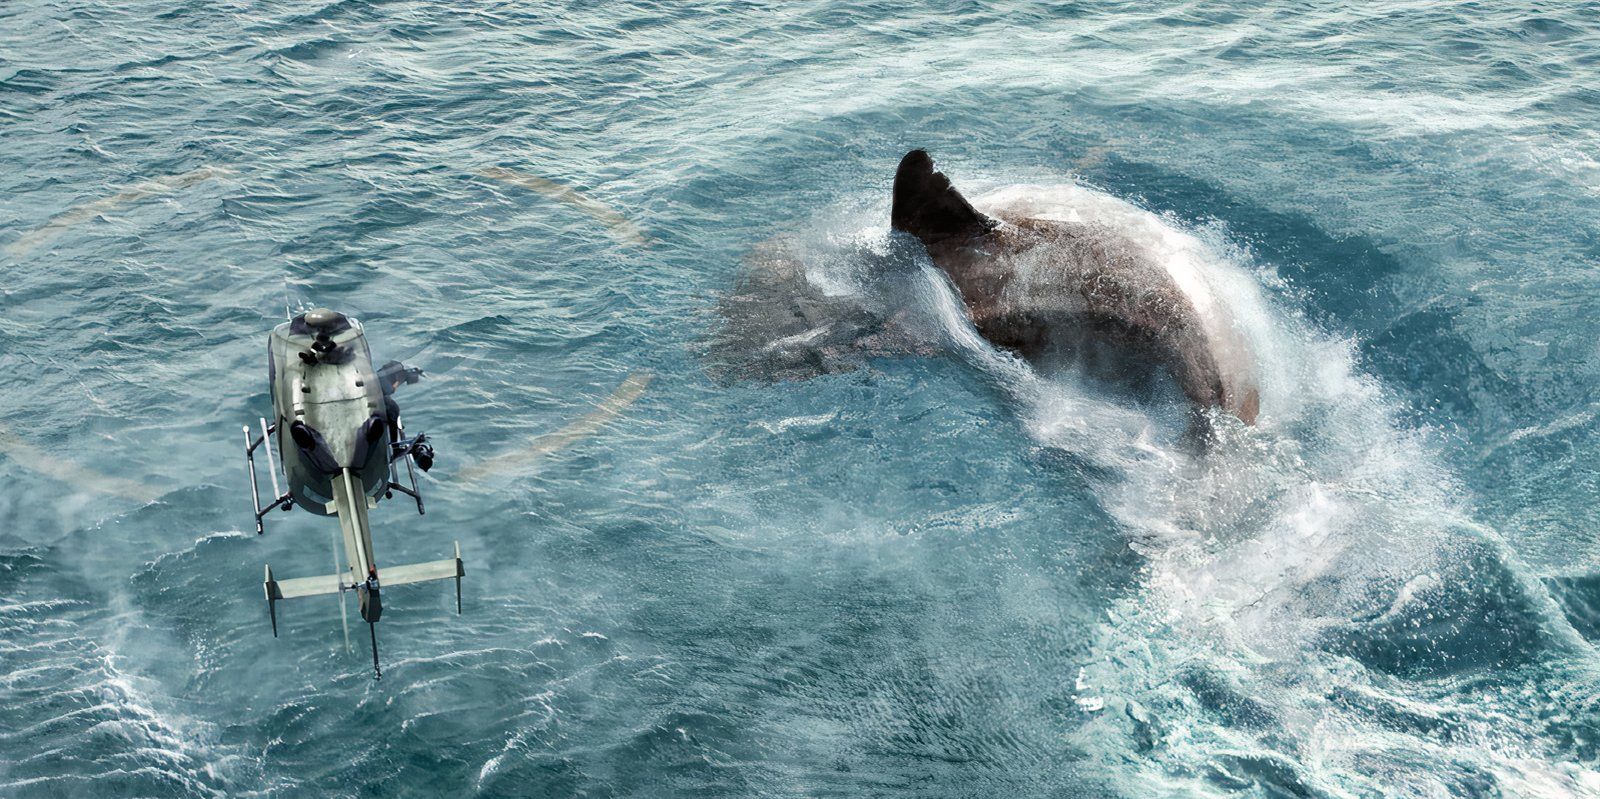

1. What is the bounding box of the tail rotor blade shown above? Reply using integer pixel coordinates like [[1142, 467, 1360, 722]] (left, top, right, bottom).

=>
[[333, 525, 351, 654]]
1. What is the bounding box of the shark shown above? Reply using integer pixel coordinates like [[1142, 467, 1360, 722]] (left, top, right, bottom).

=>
[[715, 149, 1261, 428]]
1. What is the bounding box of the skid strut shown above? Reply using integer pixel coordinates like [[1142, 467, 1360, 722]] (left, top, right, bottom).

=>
[[243, 420, 291, 534]]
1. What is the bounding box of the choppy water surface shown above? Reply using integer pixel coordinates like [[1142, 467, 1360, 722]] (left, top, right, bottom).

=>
[[3, 2, 1598, 797]]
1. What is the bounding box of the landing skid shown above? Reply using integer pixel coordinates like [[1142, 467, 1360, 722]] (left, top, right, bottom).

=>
[[242, 419, 292, 534]]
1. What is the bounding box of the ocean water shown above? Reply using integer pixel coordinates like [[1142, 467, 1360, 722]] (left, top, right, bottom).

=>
[[2, 1, 1598, 796]]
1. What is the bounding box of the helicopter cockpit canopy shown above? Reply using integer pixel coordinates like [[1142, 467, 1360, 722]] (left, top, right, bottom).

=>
[[267, 309, 395, 509]]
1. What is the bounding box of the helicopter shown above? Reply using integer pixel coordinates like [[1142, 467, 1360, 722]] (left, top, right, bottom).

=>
[[241, 307, 463, 679]]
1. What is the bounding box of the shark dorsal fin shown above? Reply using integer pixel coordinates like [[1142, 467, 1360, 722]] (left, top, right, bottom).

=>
[[891, 150, 997, 247]]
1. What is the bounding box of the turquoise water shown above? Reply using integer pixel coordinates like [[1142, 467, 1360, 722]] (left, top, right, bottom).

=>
[[2, 2, 1598, 796]]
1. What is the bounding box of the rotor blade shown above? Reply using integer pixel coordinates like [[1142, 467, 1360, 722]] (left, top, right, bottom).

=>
[[476, 167, 649, 247], [379, 340, 472, 379], [458, 371, 652, 481], [0, 422, 162, 502], [5, 166, 228, 258]]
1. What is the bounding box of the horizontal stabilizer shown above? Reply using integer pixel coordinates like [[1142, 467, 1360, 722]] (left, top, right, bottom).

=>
[[271, 572, 344, 600], [382, 542, 465, 614], [382, 555, 464, 587], [263, 563, 347, 637], [261, 542, 465, 637]]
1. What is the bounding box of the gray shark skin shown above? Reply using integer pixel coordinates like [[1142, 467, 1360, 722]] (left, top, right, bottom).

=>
[[711, 236, 938, 383], [892, 149, 1260, 425]]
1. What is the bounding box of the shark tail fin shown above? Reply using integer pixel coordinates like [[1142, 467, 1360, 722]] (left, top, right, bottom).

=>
[[891, 149, 997, 247]]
